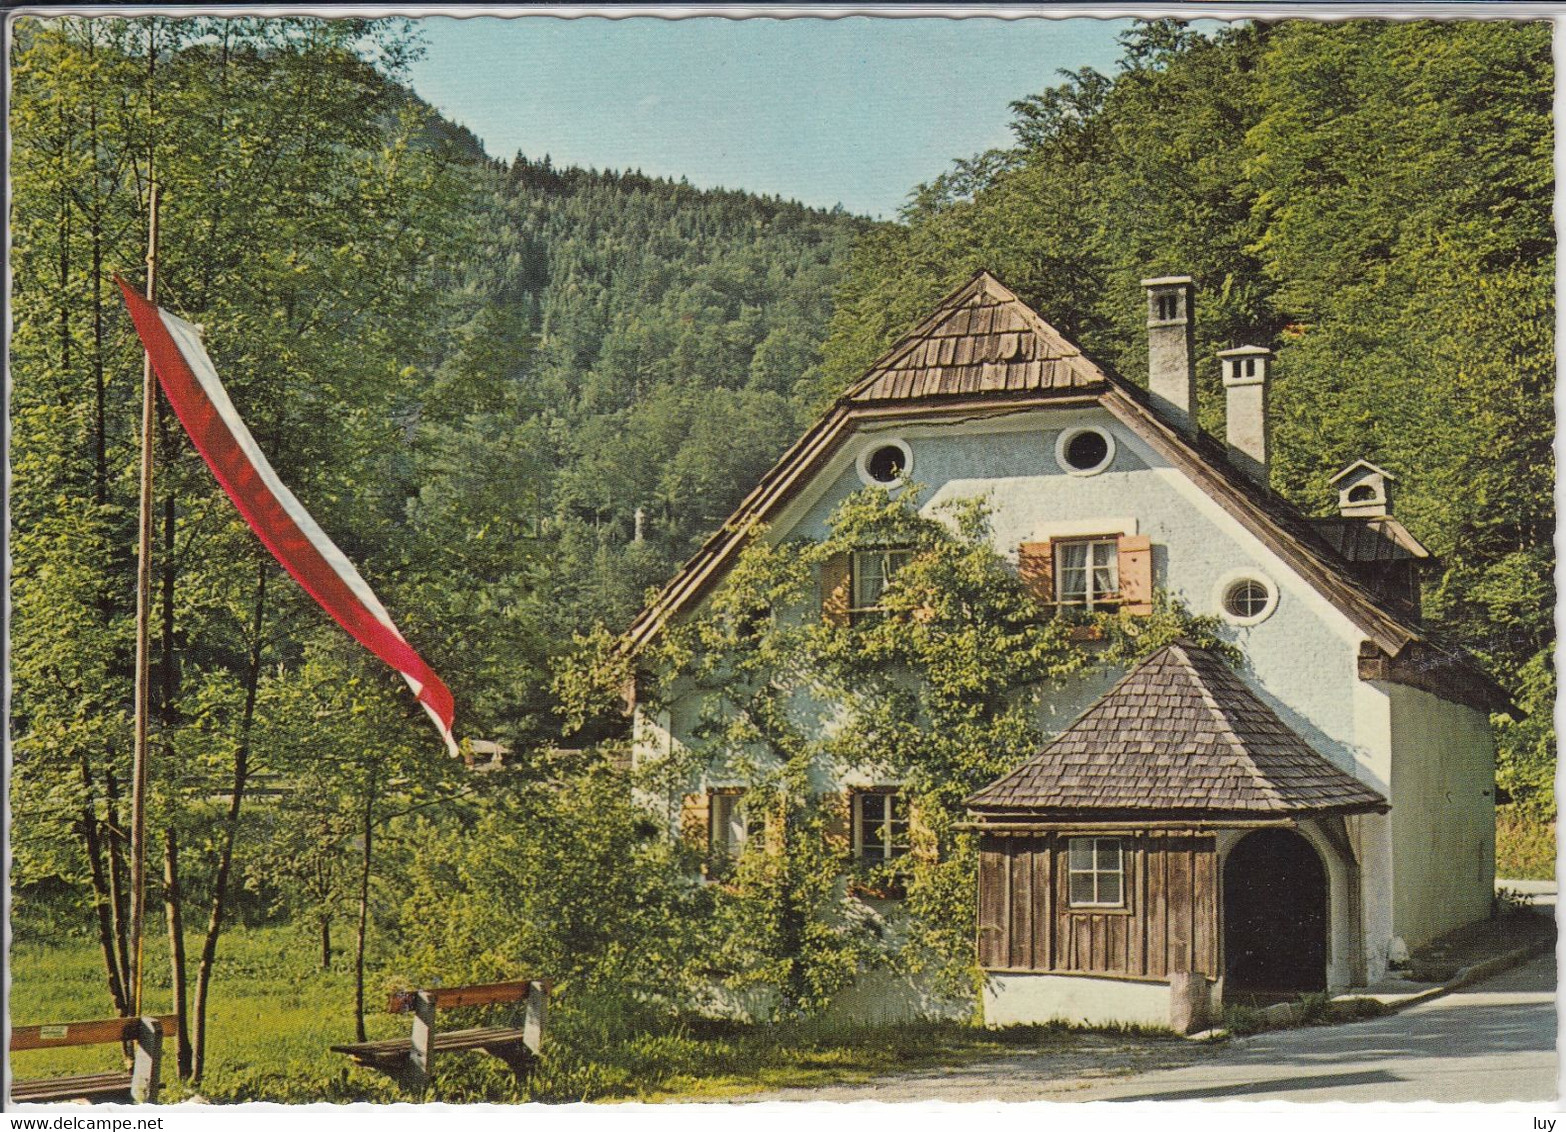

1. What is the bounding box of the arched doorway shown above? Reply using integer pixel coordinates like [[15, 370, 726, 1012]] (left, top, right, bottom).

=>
[[1223, 828, 1328, 998]]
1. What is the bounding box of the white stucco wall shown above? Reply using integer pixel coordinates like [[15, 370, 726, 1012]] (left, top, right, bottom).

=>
[[983, 973, 1174, 1030], [1383, 683, 1497, 948]]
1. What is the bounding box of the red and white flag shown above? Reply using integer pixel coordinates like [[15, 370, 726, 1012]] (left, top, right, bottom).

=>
[[116, 277, 458, 756]]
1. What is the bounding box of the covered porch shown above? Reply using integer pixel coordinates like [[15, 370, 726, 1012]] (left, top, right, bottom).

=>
[[965, 641, 1387, 1032]]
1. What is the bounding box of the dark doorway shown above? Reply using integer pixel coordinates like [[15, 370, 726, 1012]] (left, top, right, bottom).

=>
[[1223, 829, 1327, 999]]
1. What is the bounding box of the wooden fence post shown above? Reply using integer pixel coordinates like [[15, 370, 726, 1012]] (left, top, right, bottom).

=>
[[523, 981, 547, 1056], [130, 1016, 162, 1103], [406, 990, 436, 1094]]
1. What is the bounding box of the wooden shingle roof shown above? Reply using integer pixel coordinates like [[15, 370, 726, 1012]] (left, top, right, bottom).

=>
[[845, 273, 1110, 402], [965, 642, 1389, 819], [1310, 517, 1431, 563]]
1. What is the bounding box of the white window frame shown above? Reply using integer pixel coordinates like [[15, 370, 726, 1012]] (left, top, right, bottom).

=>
[[850, 548, 914, 621], [1067, 836, 1125, 908], [1213, 568, 1279, 626], [852, 789, 910, 865], [1054, 537, 1121, 610], [708, 790, 751, 862], [1054, 426, 1117, 476], [856, 437, 914, 488]]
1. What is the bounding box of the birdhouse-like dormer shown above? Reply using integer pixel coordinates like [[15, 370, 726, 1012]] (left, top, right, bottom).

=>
[[1331, 460, 1394, 518]]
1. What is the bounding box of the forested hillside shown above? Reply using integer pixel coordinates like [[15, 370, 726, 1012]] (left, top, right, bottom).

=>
[[415, 156, 866, 737], [816, 19, 1555, 819]]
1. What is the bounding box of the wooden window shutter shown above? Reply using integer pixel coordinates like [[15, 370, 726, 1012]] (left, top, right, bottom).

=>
[[821, 791, 852, 857], [1117, 534, 1153, 615], [1017, 541, 1054, 605], [820, 552, 852, 626], [762, 801, 785, 856], [908, 798, 937, 864], [680, 792, 711, 853]]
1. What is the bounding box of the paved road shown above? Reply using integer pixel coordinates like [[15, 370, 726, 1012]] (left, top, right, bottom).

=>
[[736, 953, 1557, 1104], [1055, 952, 1558, 1103]]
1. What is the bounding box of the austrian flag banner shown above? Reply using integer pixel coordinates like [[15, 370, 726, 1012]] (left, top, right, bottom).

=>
[[116, 276, 459, 756]]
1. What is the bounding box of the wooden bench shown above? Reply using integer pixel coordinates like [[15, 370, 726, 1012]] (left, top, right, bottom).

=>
[[10, 1015, 173, 1104], [331, 979, 547, 1093]]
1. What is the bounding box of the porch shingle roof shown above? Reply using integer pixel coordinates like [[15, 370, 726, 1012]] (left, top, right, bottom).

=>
[[965, 642, 1388, 818]]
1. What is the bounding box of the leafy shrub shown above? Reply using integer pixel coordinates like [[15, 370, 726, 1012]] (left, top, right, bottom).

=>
[[1496, 806, 1555, 880]]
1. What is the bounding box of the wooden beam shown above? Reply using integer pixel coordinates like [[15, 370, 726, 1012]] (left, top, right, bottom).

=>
[[10, 1015, 175, 1052], [387, 979, 543, 1014]]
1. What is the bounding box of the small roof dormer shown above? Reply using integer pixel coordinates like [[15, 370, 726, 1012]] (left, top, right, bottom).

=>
[[1330, 459, 1395, 519]]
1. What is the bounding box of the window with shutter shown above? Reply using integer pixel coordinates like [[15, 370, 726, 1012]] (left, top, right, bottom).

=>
[[1055, 538, 1120, 609], [852, 789, 911, 864], [1019, 534, 1154, 616], [707, 789, 764, 877], [849, 548, 913, 622]]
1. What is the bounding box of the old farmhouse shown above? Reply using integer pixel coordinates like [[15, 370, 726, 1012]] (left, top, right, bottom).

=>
[[624, 271, 1508, 1030]]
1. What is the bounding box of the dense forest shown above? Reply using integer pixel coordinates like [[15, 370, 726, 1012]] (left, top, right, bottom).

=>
[[9, 15, 1553, 1101]]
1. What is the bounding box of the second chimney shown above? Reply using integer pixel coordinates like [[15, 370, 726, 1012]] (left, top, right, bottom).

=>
[[1219, 345, 1273, 488], [1142, 276, 1197, 437]]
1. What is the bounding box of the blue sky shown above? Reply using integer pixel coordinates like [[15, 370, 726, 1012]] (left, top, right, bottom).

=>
[[406, 16, 1133, 219]]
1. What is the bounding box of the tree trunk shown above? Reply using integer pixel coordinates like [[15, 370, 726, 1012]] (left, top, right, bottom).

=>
[[319, 914, 331, 973], [353, 770, 376, 1043], [190, 564, 266, 1083], [103, 768, 133, 1004], [163, 827, 192, 1079], [159, 439, 177, 716], [56, 104, 70, 376], [80, 758, 129, 1016]]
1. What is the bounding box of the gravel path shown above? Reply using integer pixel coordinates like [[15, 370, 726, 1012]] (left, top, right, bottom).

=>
[[732, 1032, 1208, 1103]]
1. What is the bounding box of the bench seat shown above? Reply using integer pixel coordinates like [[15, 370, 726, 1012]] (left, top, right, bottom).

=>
[[11, 1072, 135, 1104], [332, 1025, 534, 1065]]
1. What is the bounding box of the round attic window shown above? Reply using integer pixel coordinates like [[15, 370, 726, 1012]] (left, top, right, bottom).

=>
[[1215, 570, 1278, 626], [1055, 426, 1115, 476], [857, 438, 913, 488]]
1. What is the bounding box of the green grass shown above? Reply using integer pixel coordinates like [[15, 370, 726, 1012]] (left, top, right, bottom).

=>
[[10, 927, 1177, 1103], [9, 923, 406, 1102], [1496, 807, 1555, 880]]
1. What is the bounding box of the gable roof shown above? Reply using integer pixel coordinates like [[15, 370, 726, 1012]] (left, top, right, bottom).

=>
[[1330, 459, 1396, 485], [845, 272, 1110, 402], [621, 271, 1508, 712], [965, 642, 1389, 819]]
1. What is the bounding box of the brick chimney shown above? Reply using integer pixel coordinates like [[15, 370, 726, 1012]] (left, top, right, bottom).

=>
[[1219, 345, 1272, 488], [1142, 276, 1197, 437]]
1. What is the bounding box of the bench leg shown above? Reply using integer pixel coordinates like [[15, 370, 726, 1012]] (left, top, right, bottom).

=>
[[523, 981, 547, 1057], [480, 1043, 537, 1082], [405, 990, 436, 1095], [131, 1017, 162, 1103]]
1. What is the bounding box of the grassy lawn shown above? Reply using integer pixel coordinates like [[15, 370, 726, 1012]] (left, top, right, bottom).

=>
[[10, 927, 1170, 1103], [9, 924, 407, 1102]]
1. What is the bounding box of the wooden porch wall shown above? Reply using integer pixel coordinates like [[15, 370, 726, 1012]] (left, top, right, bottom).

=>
[[978, 831, 1218, 979]]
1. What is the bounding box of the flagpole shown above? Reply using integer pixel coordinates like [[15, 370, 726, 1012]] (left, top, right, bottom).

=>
[[130, 181, 160, 1017]]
